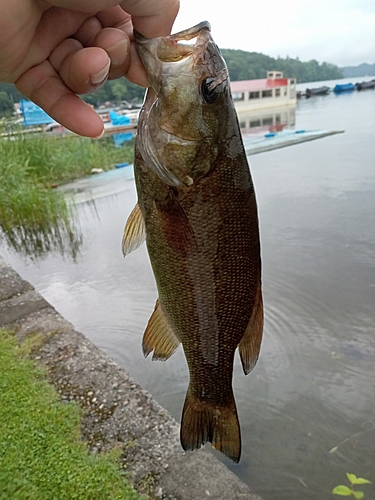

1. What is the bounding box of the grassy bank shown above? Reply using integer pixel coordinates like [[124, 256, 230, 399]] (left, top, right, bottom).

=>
[[0, 330, 142, 500], [0, 132, 133, 256]]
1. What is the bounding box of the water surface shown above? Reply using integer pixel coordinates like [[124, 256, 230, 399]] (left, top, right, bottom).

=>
[[1, 77, 374, 499]]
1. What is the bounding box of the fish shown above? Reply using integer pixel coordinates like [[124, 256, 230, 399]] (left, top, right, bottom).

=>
[[122, 21, 263, 463]]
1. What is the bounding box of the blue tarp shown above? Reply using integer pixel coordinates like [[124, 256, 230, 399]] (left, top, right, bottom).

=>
[[20, 99, 54, 125], [333, 83, 355, 93], [109, 110, 131, 126], [113, 132, 133, 147]]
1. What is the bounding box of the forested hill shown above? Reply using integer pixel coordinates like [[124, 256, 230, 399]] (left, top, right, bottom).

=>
[[340, 63, 375, 77], [221, 49, 343, 83]]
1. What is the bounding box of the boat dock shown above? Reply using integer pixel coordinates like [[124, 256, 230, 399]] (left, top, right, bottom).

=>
[[243, 129, 344, 155]]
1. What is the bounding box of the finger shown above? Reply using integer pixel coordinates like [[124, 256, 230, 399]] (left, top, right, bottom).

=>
[[48, 0, 121, 14], [96, 5, 133, 37], [94, 7, 150, 86], [124, 44, 148, 87], [16, 60, 104, 138], [72, 11, 133, 80], [49, 38, 84, 72], [73, 16, 103, 46], [93, 28, 131, 80], [120, 0, 180, 38], [6, 7, 89, 83], [78, 21, 147, 85], [51, 45, 111, 94]]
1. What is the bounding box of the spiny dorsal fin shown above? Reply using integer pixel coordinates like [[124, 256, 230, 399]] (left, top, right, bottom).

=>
[[238, 284, 264, 375], [122, 203, 146, 256], [143, 300, 180, 361]]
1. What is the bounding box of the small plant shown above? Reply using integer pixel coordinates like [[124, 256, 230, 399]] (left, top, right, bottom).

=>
[[332, 473, 371, 499]]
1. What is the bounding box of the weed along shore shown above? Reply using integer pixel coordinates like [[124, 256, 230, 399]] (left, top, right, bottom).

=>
[[0, 132, 133, 256], [0, 256, 264, 500]]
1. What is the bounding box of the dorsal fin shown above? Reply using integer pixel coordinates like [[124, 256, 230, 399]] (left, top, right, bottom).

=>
[[143, 300, 180, 361], [238, 284, 263, 375], [122, 203, 146, 256]]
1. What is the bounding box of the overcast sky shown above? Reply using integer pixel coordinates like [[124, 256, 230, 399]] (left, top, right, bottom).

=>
[[172, 0, 375, 67]]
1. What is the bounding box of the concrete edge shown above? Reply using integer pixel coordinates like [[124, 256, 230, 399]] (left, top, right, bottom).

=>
[[0, 255, 263, 500]]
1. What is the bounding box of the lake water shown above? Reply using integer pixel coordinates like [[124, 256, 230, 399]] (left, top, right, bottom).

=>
[[1, 77, 375, 499]]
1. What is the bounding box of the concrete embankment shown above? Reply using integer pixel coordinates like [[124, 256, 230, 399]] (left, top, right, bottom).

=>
[[0, 256, 263, 500]]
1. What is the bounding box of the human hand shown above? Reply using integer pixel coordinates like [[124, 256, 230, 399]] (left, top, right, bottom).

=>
[[0, 0, 179, 137]]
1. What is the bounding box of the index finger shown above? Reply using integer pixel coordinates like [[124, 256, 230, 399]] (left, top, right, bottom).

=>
[[120, 0, 180, 38]]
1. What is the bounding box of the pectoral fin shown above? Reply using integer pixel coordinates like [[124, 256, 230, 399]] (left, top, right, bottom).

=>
[[122, 203, 146, 256], [143, 300, 180, 361], [238, 285, 264, 375]]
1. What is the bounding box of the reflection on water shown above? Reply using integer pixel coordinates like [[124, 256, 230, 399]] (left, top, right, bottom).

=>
[[0, 213, 82, 260], [238, 105, 296, 134], [0, 78, 375, 499]]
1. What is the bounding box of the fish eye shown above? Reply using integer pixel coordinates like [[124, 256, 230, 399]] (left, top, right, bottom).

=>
[[201, 78, 220, 104]]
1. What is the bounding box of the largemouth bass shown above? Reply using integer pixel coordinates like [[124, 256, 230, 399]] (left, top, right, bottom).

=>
[[122, 21, 263, 463]]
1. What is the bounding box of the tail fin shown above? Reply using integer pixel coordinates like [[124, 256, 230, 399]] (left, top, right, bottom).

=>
[[180, 386, 241, 463]]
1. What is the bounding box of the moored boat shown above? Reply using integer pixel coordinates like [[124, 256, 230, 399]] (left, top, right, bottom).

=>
[[355, 80, 375, 90], [305, 86, 330, 97], [333, 83, 355, 93]]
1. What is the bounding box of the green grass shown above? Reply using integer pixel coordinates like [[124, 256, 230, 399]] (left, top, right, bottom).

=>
[[0, 130, 133, 184], [0, 131, 133, 256], [0, 330, 142, 500]]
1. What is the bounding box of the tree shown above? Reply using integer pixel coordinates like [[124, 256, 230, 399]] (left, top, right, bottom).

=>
[[0, 91, 14, 115], [0, 83, 24, 103], [221, 49, 343, 83], [111, 79, 129, 103], [82, 79, 144, 107]]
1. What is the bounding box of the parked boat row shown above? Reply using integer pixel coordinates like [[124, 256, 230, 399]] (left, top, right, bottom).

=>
[[299, 79, 375, 98]]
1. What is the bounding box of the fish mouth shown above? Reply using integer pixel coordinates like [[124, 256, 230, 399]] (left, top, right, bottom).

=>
[[134, 20, 227, 106], [166, 20, 211, 41], [134, 21, 211, 63], [135, 21, 227, 115]]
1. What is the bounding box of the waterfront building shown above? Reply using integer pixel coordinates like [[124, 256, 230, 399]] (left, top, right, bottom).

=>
[[231, 71, 297, 114]]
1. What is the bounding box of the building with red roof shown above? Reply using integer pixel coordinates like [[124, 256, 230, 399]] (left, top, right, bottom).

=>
[[230, 71, 297, 114]]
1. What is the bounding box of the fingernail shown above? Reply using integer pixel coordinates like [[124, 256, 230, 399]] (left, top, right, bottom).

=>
[[93, 128, 105, 140], [106, 39, 128, 66], [91, 60, 110, 85]]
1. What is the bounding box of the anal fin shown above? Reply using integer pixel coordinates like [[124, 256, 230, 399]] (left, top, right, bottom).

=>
[[238, 283, 264, 375], [143, 300, 180, 361], [122, 203, 146, 256]]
